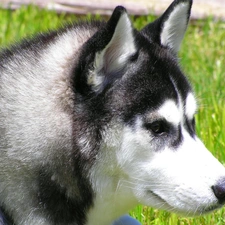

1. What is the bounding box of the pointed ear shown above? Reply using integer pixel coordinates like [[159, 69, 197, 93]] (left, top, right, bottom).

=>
[[87, 6, 136, 93], [141, 0, 192, 54]]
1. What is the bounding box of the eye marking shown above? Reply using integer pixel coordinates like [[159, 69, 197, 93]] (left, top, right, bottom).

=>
[[185, 93, 197, 120], [158, 100, 181, 126]]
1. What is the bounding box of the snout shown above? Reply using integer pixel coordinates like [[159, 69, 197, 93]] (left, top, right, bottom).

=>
[[212, 178, 225, 204], [138, 135, 225, 215]]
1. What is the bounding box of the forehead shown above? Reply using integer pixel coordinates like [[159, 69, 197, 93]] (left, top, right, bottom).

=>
[[116, 44, 195, 123]]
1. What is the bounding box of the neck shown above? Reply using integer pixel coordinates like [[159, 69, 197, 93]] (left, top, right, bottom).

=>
[[86, 191, 137, 225], [86, 167, 138, 225]]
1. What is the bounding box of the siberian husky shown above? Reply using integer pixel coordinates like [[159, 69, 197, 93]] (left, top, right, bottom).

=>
[[0, 0, 225, 224]]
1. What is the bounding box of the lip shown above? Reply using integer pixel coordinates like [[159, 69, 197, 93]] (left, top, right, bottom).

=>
[[203, 203, 222, 213], [147, 190, 172, 209], [148, 190, 166, 202], [147, 190, 222, 215]]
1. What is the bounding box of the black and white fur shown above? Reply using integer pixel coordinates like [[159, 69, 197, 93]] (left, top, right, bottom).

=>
[[0, 0, 225, 224]]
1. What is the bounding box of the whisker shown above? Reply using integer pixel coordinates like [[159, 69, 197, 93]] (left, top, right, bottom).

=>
[[116, 179, 175, 192]]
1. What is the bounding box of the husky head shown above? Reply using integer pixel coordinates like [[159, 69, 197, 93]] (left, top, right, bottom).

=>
[[73, 0, 225, 221]]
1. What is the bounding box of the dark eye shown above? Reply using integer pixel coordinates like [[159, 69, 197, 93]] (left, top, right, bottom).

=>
[[144, 120, 168, 135]]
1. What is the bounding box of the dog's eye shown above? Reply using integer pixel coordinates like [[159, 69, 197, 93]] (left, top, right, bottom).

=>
[[144, 120, 168, 135]]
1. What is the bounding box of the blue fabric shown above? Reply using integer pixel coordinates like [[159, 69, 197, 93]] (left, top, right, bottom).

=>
[[0, 209, 10, 225], [111, 215, 141, 225]]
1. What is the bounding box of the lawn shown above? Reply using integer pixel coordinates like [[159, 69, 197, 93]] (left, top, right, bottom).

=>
[[0, 5, 225, 225]]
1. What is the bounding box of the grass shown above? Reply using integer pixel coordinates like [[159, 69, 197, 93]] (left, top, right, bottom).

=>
[[0, 5, 225, 225], [181, 18, 225, 158]]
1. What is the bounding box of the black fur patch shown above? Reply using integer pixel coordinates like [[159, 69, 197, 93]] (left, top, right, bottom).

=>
[[0, 207, 14, 225], [37, 168, 94, 225], [185, 117, 196, 138], [171, 125, 183, 148]]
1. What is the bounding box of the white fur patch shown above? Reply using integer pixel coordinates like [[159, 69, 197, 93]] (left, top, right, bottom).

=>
[[87, 123, 138, 225], [158, 100, 181, 125], [160, 2, 189, 53], [185, 93, 197, 119], [140, 130, 225, 214]]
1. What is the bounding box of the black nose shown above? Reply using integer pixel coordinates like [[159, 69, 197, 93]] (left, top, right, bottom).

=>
[[212, 179, 225, 204]]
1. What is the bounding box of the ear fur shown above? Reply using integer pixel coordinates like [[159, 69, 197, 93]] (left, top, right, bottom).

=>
[[88, 6, 136, 93], [141, 0, 192, 54]]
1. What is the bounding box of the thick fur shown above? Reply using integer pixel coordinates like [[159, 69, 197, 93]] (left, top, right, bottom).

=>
[[0, 0, 225, 225]]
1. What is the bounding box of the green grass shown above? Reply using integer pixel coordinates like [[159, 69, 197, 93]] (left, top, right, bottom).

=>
[[0, 5, 225, 225], [181, 18, 225, 159]]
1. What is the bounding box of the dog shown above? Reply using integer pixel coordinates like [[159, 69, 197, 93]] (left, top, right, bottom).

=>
[[0, 0, 225, 224]]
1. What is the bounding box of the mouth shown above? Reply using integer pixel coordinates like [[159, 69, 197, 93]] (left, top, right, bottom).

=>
[[147, 190, 222, 216], [147, 190, 173, 210], [202, 203, 222, 213]]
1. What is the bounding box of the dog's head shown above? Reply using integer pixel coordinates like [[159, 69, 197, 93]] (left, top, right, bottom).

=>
[[75, 0, 225, 216]]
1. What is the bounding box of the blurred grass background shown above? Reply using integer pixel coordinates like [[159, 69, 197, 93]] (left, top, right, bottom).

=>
[[0, 5, 225, 225]]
